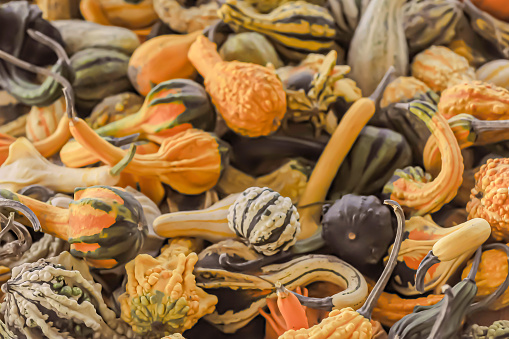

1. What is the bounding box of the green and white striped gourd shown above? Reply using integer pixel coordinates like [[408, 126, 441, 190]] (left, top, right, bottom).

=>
[[218, 0, 338, 61], [347, 0, 408, 94]]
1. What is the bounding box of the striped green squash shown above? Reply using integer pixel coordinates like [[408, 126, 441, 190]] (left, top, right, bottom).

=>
[[219, 0, 338, 61]]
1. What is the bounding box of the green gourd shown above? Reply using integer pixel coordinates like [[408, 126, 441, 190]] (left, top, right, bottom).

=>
[[219, 32, 283, 68]]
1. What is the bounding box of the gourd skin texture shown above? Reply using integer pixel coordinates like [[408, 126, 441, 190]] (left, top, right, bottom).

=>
[[153, 0, 220, 34], [219, 32, 284, 68], [380, 76, 431, 108], [347, 0, 408, 95], [25, 96, 66, 142], [476, 59, 509, 90], [188, 35, 286, 138]]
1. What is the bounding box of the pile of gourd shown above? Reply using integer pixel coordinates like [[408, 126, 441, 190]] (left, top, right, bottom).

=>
[[3, 0, 509, 338]]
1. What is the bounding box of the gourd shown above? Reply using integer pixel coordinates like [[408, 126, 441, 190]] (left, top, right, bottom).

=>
[[1, 251, 135, 338], [86, 92, 144, 129], [219, 32, 283, 68], [119, 238, 217, 338], [411, 46, 475, 93], [128, 31, 202, 96], [329, 126, 412, 198], [25, 96, 66, 142], [327, 0, 370, 44], [194, 239, 368, 333], [467, 158, 509, 241], [0, 185, 147, 269], [347, 0, 408, 95], [70, 47, 132, 113], [80, 0, 158, 39], [243, 0, 327, 13], [476, 59, 509, 90], [51, 20, 140, 56], [470, 0, 509, 21], [382, 101, 463, 215], [403, 0, 464, 55], [0, 138, 119, 193], [218, 0, 338, 61], [228, 187, 301, 256], [322, 195, 395, 274], [188, 35, 286, 138], [464, 320, 509, 339], [217, 159, 311, 204], [153, 0, 220, 34], [0, 4, 72, 107], [380, 76, 434, 108], [385, 216, 490, 295], [463, 0, 509, 58]]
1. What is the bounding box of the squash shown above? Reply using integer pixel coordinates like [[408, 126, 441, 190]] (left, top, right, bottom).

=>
[[86, 92, 144, 129], [119, 238, 217, 337], [347, 0, 408, 95], [382, 101, 463, 216], [25, 96, 66, 142], [243, 0, 327, 13], [194, 239, 368, 333], [228, 187, 301, 256], [219, 0, 338, 61], [403, 0, 464, 55], [380, 76, 434, 108], [188, 35, 286, 137], [476, 59, 509, 90], [411, 46, 475, 93], [327, 0, 371, 44], [128, 31, 201, 96], [1, 251, 134, 338], [154, 0, 220, 34], [219, 32, 283, 68], [0, 185, 147, 269], [438, 81, 509, 120]]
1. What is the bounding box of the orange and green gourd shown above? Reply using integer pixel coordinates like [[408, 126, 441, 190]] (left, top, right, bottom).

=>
[[188, 35, 287, 138], [0, 186, 147, 269]]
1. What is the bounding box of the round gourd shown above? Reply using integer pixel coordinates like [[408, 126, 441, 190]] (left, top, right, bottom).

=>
[[476, 59, 509, 90], [219, 32, 283, 68], [228, 187, 301, 256]]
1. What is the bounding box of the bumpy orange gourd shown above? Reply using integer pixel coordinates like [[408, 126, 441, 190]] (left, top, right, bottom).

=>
[[438, 80, 509, 120], [188, 35, 287, 137], [128, 31, 201, 96]]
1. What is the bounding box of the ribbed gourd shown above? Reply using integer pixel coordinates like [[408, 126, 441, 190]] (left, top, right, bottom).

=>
[[327, 0, 371, 44], [228, 187, 301, 256], [218, 0, 338, 61], [0, 186, 147, 269], [1, 252, 136, 338], [25, 96, 66, 142], [476, 59, 509, 90], [347, 0, 408, 95]]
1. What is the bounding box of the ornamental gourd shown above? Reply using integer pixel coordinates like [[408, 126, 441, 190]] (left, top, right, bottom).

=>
[[188, 35, 286, 137], [219, 32, 283, 68], [153, 0, 220, 34], [0, 186, 147, 269], [25, 96, 66, 142], [476, 59, 509, 90]]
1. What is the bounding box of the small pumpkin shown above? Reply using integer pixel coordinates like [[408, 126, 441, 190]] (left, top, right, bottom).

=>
[[219, 32, 283, 68], [128, 31, 202, 96], [25, 96, 66, 142], [476, 59, 509, 90], [188, 35, 286, 137], [0, 185, 147, 269], [219, 0, 338, 61], [411, 45, 475, 92]]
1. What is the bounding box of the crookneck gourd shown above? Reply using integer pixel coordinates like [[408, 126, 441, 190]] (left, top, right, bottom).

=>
[[438, 80, 509, 120], [347, 0, 408, 95], [384, 216, 490, 295], [382, 101, 464, 216], [411, 45, 475, 93], [188, 35, 286, 138], [467, 158, 509, 241], [119, 238, 217, 338], [218, 0, 337, 61], [1, 251, 136, 338], [0, 185, 147, 269], [194, 239, 368, 333], [276, 200, 405, 339]]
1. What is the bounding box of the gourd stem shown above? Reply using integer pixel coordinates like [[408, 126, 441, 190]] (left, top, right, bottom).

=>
[[469, 243, 509, 313], [357, 200, 405, 319], [110, 144, 137, 176], [414, 251, 440, 293], [0, 212, 32, 260], [466, 246, 482, 282], [0, 198, 42, 232], [26, 29, 70, 65]]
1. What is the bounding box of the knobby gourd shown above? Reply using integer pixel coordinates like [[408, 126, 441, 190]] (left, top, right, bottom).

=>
[[0, 185, 147, 269], [188, 35, 286, 138], [382, 101, 463, 215]]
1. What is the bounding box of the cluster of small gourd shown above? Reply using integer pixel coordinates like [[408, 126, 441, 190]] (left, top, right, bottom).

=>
[[1, 0, 509, 338]]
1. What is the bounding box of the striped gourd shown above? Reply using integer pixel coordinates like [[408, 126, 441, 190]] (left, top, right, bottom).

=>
[[327, 0, 371, 44], [228, 187, 301, 256], [25, 96, 66, 142], [476, 59, 509, 90], [219, 0, 337, 61], [403, 0, 464, 55]]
